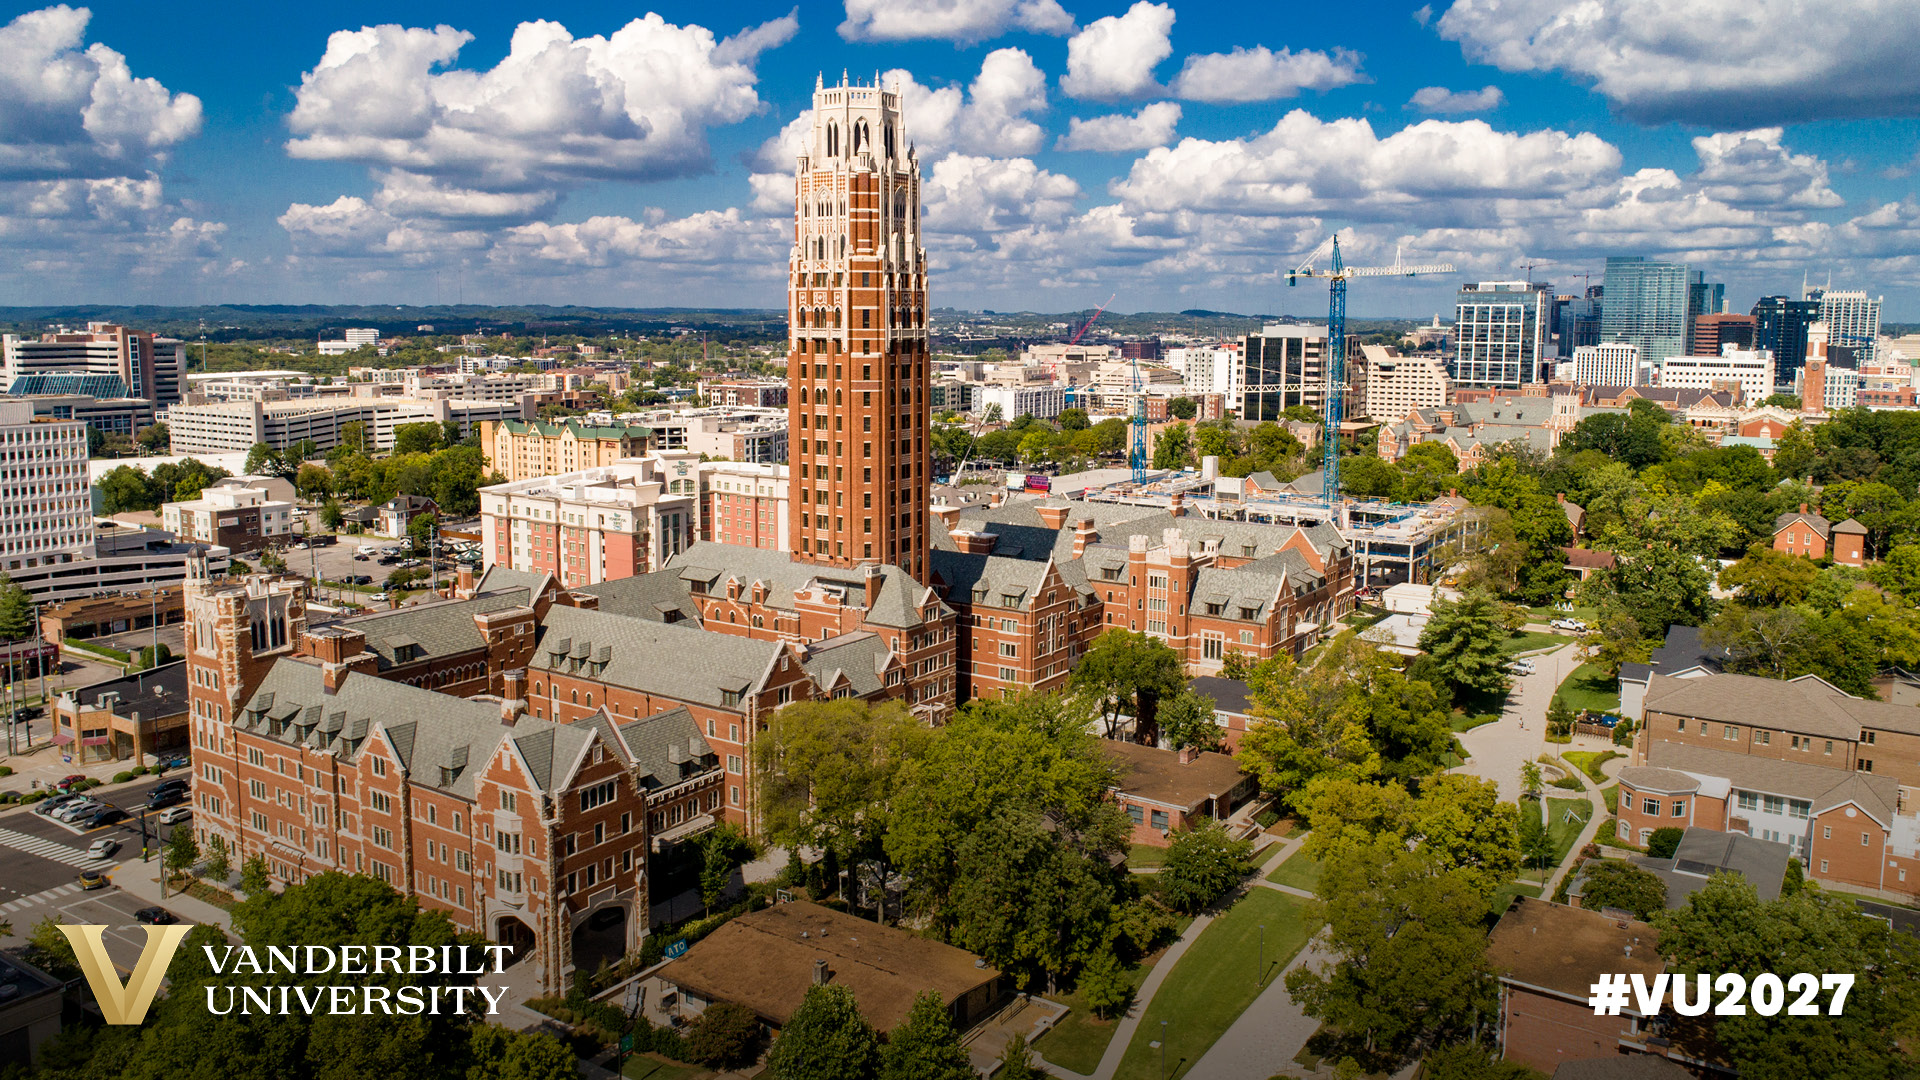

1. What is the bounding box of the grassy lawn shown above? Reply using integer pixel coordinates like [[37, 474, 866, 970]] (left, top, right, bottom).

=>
[[1266, 851, 1322, 893], [1546, 798, 1592, 867], [1126, 844, 1170, 870], [1556, 663, 1621, 714], [621, 1055, 711, 1080], [1563, 750, 1622, 783], [1602, 786, 1618, 814], [1036, 921, 1195, 1075], [1488, 880, 1544, 916], [1451, 710, 1500, 732], [1113, 890, 1313, 1080], [1501, 630, 1575, 655]]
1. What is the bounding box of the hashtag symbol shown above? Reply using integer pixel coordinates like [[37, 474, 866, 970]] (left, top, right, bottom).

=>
[[1588, 973, 1631, 1015]]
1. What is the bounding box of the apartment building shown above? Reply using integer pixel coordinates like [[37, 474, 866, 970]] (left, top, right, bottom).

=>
[[479, 457, 700, 589], [973, 384, 1067, 421], [1627, 671, 1920, 900], [166, 396, 532, 455], [1657, 347, 1775, 404], [1352, 345, 1447, 419], [629, 408, 789, 465], [700, 461, 789, 551], [479, 417, 654, 483], [698, 379, 787, 408], [162, 485, 297, 554], [1568, 342, 1642, 387]]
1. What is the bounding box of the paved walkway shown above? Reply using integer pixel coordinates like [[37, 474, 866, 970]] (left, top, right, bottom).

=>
[[1452, 642, 1583, 803], [1541, 751, 1611, 899]]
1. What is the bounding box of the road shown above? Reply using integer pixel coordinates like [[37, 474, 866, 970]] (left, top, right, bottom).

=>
[[0, 776, 191, 947], [1452, 638, 1584, 803]]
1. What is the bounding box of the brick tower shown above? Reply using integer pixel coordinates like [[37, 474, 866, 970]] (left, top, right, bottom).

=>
[[787, 73, 931, 582]]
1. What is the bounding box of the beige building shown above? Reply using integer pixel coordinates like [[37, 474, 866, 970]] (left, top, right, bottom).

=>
[[1354, 345, 1447, 420], [480, 418, 653, 483]]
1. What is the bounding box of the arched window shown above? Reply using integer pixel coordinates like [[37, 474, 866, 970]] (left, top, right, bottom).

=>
[[571, 689, 578, 704], [826, 123, 838, 157], [884, 122, 894, 160]]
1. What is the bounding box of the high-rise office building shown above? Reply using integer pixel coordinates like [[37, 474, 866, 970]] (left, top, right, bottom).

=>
[[1570, 342, 1641, 387], [1, 322, 184, 405], [786, 75, 930, 582], [1813, 289, 1882, 365], [1691, 313, 1756, 359], [1452, 281, 1550, 388], [1751, 295, 1821, 390], [1555, 287, 1603, 358], [0, 400, 94, 574], [1600, 257, 1690, 366], [1237, 324, 1329, 420], [1685, 272, 1725, 354]]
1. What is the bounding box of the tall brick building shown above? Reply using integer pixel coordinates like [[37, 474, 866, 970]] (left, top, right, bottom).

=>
[[787, 76, 931, 582]]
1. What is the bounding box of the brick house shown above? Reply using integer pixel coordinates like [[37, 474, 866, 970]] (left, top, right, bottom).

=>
[[1488, 898, 1696, 1075], [1631, 672, 1920, 900], [1771, 504, 1866, 566], [1103, 740, 1256, 846]]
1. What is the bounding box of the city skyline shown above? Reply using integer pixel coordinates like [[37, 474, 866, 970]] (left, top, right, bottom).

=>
[[4, 1, 1920, 317]]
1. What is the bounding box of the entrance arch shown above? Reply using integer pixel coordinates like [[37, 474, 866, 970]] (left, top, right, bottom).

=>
[[494, 915, 535, 968], [572, 902, 629, 974]]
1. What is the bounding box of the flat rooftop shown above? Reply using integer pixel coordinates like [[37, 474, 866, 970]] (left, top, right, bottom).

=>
[[1488, 898, 1663, 1002]]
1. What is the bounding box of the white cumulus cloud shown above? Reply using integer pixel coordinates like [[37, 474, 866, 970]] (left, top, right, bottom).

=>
[[1061, 2, 1174, 100], [1689, 128, 1843, 209], [1437, 0, 1920, 124], [1408, 85, 1504, 112], [1170, 45, 1366, 103], [838, 0, 1072, 42], [1056, 102, 1181, 152]]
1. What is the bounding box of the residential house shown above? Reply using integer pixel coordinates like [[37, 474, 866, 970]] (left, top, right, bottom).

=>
[[1103, 740, 1257, 847]]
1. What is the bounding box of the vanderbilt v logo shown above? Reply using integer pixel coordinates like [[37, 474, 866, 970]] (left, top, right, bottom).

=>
[[57, 924, 194, 1025]]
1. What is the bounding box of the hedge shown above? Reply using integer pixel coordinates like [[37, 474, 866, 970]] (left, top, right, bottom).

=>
[[112, 771, 135, 784]]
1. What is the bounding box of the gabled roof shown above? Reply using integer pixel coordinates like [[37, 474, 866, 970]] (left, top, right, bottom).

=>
[[531, 604, 785, 710], [1773, 506, 1830, 535], [799, 631, 893, 700], [930, 549, 1054, 613], [664, 541, 949, 629], [577, 570, 700, 624], [497, 417, 651, 440], [335, 587, 532, 671], [1831, 517, 1868, 535], [611, 706, 719, 791], [1644, 741, 1899, 823]]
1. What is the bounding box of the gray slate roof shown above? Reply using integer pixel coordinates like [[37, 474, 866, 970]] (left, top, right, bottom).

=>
[[338, 587, 532, 671], [665, 541, 949, 629], [578, 570, 701, 623], [930, 549, 1056, 613], [236, 659, 592, 799], [1644, 740, 1899, 824], [611, 705, 719, 791], [532, 604, 783, 710], [799, 631, 893, 699]]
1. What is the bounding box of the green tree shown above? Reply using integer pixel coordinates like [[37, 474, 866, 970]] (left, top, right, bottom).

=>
[[879, 992, 973, 1080], [1518, 761, 1542, 800], [1720, 546, 1820, 607], [97, 464, 162, 513], [765, 984, 879, 1080], [1575, 860, 1666, 919], [245, 442, 288, 478], [1421, 1042, 1546, 1080], [1656, 874, 1920, 1080], [1157, 819, 1252, 913], [688, 1001, 765, 1070], [320, 498, 346, 531], [1516, 806, 1553, 872], [948, 809, 1117, 990], [408, 510, 439, 555], [1286, 840, 1497, 1061], [1760, 392, 1801, 410], [239, 852, 272, 895], [1057, 407, 1090, 431], [393, 422, 445, 456], [462, 1027, 576, 1080], [1069, 629, 1185, 741], [202, 833, 231, 883], [755, 700, 931, 918], [1545, 695, 1576, 736], [295, 463, 335, 500], [1151, 421, 1192, 470], [1416, 591, 1513, 703], [135, 422, 170, 453], [1076, 948, 1134, 1019], [26, 915, 78, 977], [1166, 397, 1198, 420], [1155, 688, 1224, 752], [996, 1034, 1043, 1080], [1581, 606, 1651, 678], [1646, 827, 1684, 859], [1584, 535, 1714, 633], [0, 575, 34, 641], [163, 823, 199, 896], [338, 421, 368, 455]]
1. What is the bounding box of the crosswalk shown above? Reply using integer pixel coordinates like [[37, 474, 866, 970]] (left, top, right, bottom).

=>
[[0, 826, 100, 869], [0, 881, 83, 916]]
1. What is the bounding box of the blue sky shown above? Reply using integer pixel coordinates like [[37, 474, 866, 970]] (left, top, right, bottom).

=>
[[4, 0, 1919, 317]]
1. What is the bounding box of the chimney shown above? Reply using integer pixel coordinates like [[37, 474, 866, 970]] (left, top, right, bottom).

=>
[[1556, 492, 1566, 504], [812, 959, 829, 986], [456, 563, 475, 597], [500, 668, 528, 724], [1178, 745, 1198, 765], [1071, 520, 1099, 559], [1035, 503, 1069, 531], [863, 563, 883, 608], [1800, 503, 1809, 514], [930, 504, 962, 533], [989, 490, 1004, 508], [950, 529, 999, 556], [1169, 492, 1184, 518]]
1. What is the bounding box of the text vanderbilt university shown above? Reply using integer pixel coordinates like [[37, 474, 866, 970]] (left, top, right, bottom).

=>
[[200, 944, 514, 1016]]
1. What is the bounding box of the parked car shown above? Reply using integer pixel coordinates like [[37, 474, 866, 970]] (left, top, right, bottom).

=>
[[86, 838, 118, 860], [77, 869, 109, 890], [35, 793, 81, 817], [1508, 658, 1537, 675], [370, 592, 389, 602], [158, 806, 192, 826], [86, 808, 128, 828], [56, 774, 87, 791], [146, 790, 185, 812], [133, 907, 177, 925], [54, 800, 100, 822], [352, 553, 369, 562], [158, 755, 190, 771]]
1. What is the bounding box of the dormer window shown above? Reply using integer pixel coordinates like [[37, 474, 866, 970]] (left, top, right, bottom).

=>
[[720, 689, 743, 708]]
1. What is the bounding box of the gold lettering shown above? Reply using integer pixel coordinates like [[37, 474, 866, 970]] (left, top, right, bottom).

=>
[[58, 924, 194, 1025]]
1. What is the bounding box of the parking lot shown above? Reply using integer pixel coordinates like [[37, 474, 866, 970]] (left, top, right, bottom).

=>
[[92, 624, 187, 660]]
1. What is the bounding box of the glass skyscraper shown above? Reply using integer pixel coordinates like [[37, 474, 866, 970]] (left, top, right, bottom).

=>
[[1751, 295, 1820, 390], [1600, 256, 1690, 365]]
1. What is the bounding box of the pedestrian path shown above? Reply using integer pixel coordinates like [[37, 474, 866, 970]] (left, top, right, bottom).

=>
[[0, 826, 95, 868], [0, 881, 82, 915]]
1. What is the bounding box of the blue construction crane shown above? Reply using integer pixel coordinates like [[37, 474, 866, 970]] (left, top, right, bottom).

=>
[[1288, 236, 1453, 501]]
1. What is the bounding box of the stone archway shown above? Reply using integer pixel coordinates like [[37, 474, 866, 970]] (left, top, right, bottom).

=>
[[494, 915, 536, 968], [571, 902, 629, 975]]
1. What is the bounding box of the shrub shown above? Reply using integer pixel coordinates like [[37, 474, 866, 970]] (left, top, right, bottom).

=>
[[1157, 820, 1253, 914], [112, 771, 135, 784], [688, 1001, 763, 1069], [0, 793, 15, 804], [1078, 949, 1134, 1019], [1646, 827, 1685, 860], [131, 766, 149, 776], [21, 790, 45, 803], [1576, 859, 1667, 919], [0, 765, 12, 777]]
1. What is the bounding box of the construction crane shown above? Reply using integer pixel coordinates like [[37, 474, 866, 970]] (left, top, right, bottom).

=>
[[1129, 350, 1150, 483], [1068, 293, 1115, 346], [1288, 236, 1454, 501]]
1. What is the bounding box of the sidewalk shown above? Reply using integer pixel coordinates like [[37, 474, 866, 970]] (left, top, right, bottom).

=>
[[108, 860, 237, 931]]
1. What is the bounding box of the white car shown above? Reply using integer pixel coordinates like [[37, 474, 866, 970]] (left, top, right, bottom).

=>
[[86, 838, 118, 860], [54, 800, 99, 823], [1509, 658, 1537, 675], [157, 806, 192, 826]]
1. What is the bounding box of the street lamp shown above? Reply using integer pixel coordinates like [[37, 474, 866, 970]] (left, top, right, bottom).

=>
[[1159, 1020, 1168, 1080], [1258, 923, 1266, 987]]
